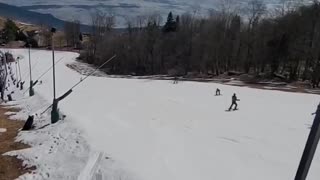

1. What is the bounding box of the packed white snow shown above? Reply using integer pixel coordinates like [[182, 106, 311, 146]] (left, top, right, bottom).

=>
[[0, 128, 6, 133], [1, 48, 320, 180]]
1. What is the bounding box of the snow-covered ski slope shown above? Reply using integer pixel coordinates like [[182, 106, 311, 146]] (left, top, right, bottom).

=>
[[3, 49, 320, 180]]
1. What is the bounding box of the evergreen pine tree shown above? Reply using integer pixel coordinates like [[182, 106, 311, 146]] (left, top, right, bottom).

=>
[[163, 12, 177, 33], [167, 12, 174, 24], [3, 19, 19, 43]]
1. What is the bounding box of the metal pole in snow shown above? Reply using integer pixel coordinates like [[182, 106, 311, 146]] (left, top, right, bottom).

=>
[[51, 29, 56, 100], [3, 53, 8, 97], [50, 27, 59, 124], [28, 45, 34, 96], [295, 103, 320, 180], [23, 57, 64, 95], [40, 55, 116, 117], [16, 56, 24, 90], [17, 57, 22, 81], [28, 46, 32, 82], [15, 61, 18, 83]]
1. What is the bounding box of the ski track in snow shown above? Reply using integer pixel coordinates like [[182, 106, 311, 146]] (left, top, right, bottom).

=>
[[0, 48, 320, 180]]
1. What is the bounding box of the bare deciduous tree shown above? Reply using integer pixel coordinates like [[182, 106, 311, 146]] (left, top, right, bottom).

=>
[[79, 2, 320, 87], [64, 20, 80, 48]]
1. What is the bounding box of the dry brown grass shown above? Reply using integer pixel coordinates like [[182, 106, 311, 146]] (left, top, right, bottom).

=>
[[0, 106, 35, 180], [0, 16, 39, 31]]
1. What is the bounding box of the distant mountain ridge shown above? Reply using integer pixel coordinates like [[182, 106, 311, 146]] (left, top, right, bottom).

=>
[[0, 1, 312, 33], [0, 2, 92, 32]]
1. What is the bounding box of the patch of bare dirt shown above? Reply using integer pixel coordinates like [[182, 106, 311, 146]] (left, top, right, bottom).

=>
[[0, 106, 35, 180]]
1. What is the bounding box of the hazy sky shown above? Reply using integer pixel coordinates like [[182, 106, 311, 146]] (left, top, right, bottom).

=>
[[0, 0, 312, 27]]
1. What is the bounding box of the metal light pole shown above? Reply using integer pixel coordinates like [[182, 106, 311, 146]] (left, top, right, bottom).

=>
[[295, 103, 320, 180], [50, 27, 59, 124], [1, 52, 8, 100], [15, 61, 19, 85], [17, 56, 24, 90], [17, 57, 22, 88], [28, 44, 34, 96]]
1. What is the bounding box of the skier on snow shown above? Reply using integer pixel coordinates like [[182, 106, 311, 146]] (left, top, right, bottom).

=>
[[228, 93, 240, 111], [216, 88, 221, 96]]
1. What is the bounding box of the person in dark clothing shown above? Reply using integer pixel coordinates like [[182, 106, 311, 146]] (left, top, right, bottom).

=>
[[216, 88, 221, 96], [229, 93, 240, 111]]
